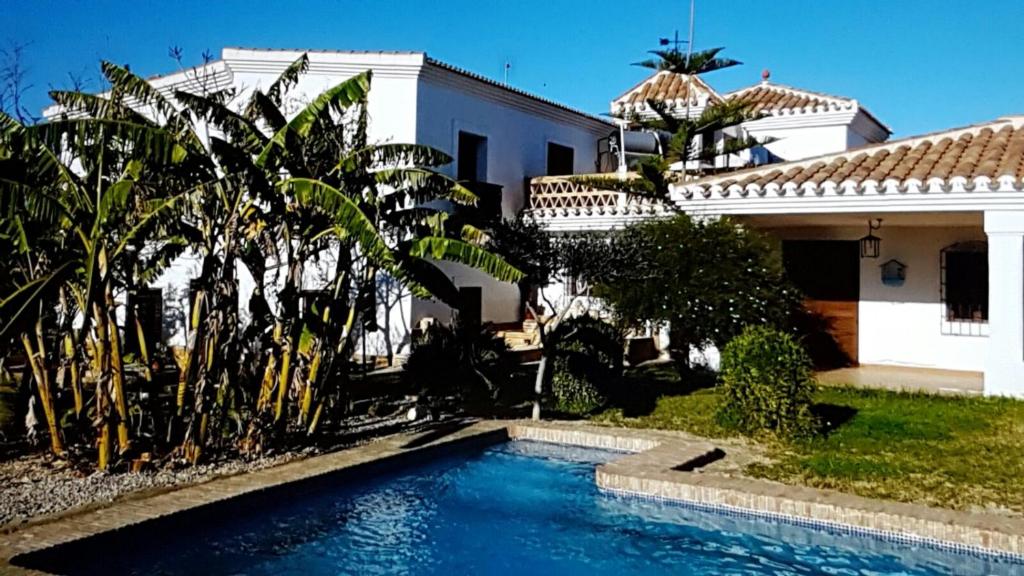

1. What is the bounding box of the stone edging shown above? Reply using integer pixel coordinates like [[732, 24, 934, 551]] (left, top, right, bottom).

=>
[[3, 420, 1023, 575], [505, 421, 1024, 559], [0, 421, 509, 576]]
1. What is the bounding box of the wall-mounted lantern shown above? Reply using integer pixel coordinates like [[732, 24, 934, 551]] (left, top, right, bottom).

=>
[[880, 259, 907, 287], [859, 219, 883, 259]]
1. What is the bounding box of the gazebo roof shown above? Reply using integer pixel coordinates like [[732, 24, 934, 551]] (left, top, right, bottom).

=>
[[726, 80, 890, 133], [611, 70, 722, 115]]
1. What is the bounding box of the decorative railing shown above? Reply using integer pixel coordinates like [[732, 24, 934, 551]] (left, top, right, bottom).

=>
[[527, 175, 668, 222]]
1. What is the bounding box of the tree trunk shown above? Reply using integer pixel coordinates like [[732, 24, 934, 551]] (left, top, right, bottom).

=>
[[105, 283, 130, 454], [526, 301, 549, 421], [21, 326, 64, 456], [91, 303, 113, 470], [667, 321, 695, 376], [63, 334, 83, 418]]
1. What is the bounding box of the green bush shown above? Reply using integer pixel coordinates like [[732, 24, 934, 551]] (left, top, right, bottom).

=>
[[717, 326, 817, 438], [591, 214, 800, 376], [549, 316, 624, 415], [404, 321, 514, 404]]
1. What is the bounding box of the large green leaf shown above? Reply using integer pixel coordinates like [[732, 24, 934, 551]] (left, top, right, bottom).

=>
[[48, 90, 152, 124], [28, 119, 188, 166], [264, 53, 309, 107], [380, 206, 448, 229], [100, 61, 206, 153], [101, 61, 184, 124], [247, 91, 288, 133], [376, 167, 478, 208], [281, 178, 393, 266], [0, 110, 22, 139], [408, 237, 523, 284], [174, 90, 268, 153], [337, 143, 451, 174], [0, 261, 75, 340], [256, 72, 371, 168]]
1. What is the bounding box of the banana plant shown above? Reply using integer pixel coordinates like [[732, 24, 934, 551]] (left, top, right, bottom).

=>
[[0, 61, 208, 468]]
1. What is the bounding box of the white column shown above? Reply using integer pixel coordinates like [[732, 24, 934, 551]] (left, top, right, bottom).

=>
[[984, 211, 1024, 397]]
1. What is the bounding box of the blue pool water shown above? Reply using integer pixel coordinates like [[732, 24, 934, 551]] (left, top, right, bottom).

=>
[[21, 440, 1024, 575]]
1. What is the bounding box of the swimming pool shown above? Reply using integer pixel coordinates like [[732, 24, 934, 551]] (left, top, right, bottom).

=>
[[18, 440, 1024, 575]]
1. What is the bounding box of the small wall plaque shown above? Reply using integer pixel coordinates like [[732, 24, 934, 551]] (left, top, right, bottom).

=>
[[880, 259, 907, 287]]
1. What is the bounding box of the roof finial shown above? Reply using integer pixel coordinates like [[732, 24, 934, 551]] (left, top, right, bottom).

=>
[[761, 69, 771, 83]]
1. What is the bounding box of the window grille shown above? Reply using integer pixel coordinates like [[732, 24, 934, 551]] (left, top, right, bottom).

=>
[[940, 241, 988, 337]]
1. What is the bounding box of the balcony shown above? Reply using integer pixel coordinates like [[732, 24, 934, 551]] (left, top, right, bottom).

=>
[[526, 175, 670, 231]]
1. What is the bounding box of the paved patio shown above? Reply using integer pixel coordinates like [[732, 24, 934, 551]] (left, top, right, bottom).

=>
[[816, 364, 984, 396]]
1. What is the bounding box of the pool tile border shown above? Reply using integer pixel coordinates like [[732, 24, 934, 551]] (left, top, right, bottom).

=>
[[599, 488, 1024, 564], [504, 421, 1024, 560], [3, 419, 1024, 573], [0, 421, 510, 576]]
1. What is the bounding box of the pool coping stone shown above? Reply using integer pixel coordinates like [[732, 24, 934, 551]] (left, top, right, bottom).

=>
[[2, 419, 1023, 573]]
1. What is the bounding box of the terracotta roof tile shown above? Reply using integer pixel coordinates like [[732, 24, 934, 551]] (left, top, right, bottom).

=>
[[613, 71, 722, 111], [996, 126, 1024, 175], [725, 81, 891, 135], [727, 82, 848, 114], [680, 117, 1024, 197]]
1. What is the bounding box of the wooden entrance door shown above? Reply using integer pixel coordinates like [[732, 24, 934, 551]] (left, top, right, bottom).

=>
[[783, 241, 859, 367]]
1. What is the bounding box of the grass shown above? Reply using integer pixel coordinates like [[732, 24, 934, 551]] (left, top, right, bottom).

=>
[[592, 364, 1024, 514]]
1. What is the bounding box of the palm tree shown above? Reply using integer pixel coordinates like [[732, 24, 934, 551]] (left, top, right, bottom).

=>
[[632, 46, 741, 76], [580, 45, 770, 203]]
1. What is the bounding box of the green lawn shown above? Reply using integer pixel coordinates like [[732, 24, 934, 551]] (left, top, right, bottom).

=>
[[592, 364, 1024, 514]]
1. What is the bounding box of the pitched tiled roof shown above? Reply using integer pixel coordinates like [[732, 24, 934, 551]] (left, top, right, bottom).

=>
[[612, 71, 722, 113], [678, 117, 1024, 198], [726, 81, 890, 134], [727, 82, 852, 114]]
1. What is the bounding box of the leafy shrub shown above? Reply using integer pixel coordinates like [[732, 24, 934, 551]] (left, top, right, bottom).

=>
[[592, 215, 800, 375], [404, 321, 514, 404], [548, 316, 624, 415], [717, 326, 817, 438]]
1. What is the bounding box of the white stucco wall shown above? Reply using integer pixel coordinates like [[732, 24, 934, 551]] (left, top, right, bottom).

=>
[[859, 226, 988, 371], [414, 70, 608, 215], [744, 123, 850, 163], [411, 66, 610, 325]]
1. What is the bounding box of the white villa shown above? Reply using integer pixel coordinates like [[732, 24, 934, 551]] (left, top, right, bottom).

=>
[[54, 47, 1024, 398], [531, 70, 1024, 398], [43, 48, 612, 357]]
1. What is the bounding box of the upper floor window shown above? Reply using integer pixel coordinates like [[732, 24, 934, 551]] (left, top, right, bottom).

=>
[[546, 142, 575, 176], [457, 131, 488, 182], [941, 241, 988, 336]]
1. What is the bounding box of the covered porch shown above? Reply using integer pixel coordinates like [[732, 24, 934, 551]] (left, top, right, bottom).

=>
[[672, 116, 1024, 397], [817, 365, 983, 396], [737, 211, 990, 375]]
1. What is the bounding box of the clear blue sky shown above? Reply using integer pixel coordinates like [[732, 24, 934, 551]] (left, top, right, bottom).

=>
[[2, 0, 1022, 137]]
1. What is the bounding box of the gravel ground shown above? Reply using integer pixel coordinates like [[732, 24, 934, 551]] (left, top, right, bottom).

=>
[[0, 450, 307, 528], [0, 410, 424, 529]]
